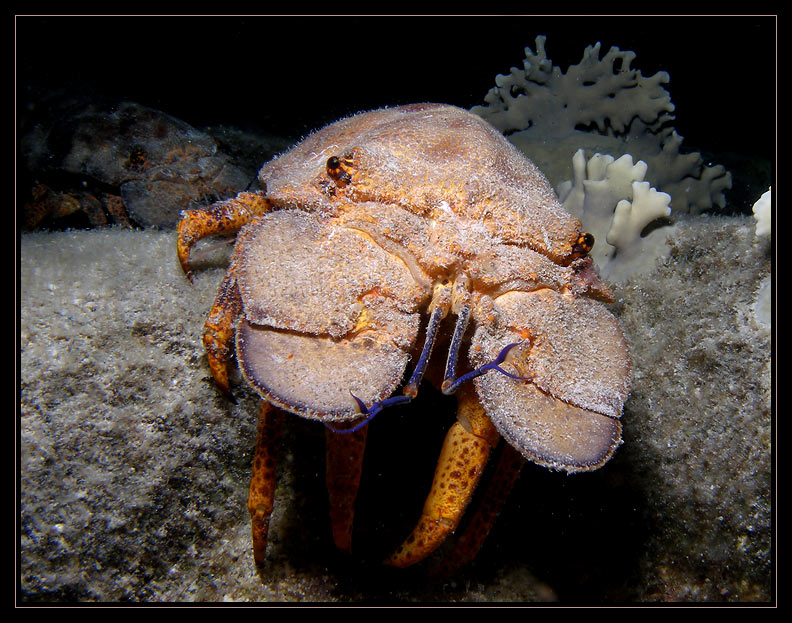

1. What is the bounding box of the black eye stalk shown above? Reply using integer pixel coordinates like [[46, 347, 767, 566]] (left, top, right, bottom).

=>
[[570, 231, 594, 260], [326, 155, 353, 187]]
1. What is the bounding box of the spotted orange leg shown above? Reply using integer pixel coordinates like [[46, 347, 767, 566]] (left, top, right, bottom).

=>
[[200, 263, 242, 398], [430, 441, 524, 575], [178, 191, 273, 395], [325, 420, 369, 553], [248, 402, 285, 568], [384, 384, 501, 567], [176, 191, 272, 282]]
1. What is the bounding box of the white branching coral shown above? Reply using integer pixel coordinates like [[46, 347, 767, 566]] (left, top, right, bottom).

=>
[[472, 36, 731, 215], [751, 188, 771, 330], [474, 35, 674, 139], [752, 187, 772, 237], [558, 149, 673, 282]]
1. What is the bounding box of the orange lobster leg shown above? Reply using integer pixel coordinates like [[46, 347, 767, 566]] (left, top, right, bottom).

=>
[[177, 191, 272, 281], [325, 421, 369, 552], [248, 402, 285, 568], [384, 386, 499, 568], [201, 265, 242, 398], [431, 442, 524, 575]]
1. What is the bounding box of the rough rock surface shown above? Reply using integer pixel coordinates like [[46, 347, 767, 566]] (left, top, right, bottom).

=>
[[19, 216, 771, 602]]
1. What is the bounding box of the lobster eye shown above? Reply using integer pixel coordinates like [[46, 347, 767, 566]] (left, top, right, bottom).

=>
[[326, 155, 352, 186], [569, 232, 595, 261], [578, 232, 594, 252]]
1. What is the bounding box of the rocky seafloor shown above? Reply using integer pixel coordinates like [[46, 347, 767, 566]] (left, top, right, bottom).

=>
[[19, 212, 771, 603]]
